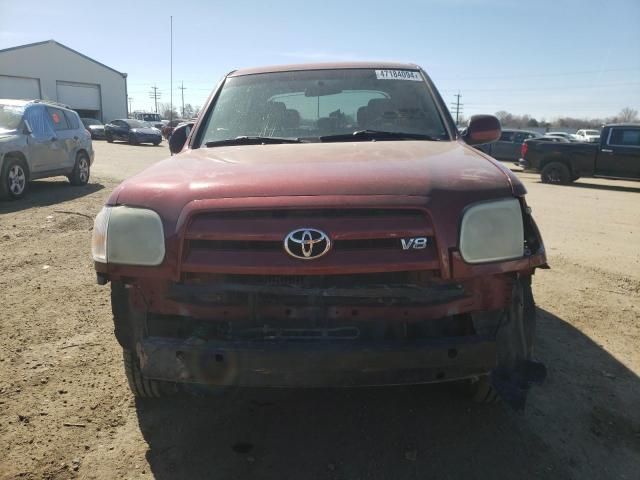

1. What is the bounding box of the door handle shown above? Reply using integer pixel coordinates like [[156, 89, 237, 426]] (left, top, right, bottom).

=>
[[601, 149, 613, 153]]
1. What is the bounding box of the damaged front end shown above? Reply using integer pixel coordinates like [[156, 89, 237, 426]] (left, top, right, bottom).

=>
[[99, 201, 548, 409]]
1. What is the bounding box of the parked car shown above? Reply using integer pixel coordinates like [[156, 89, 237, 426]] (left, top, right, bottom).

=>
[[535, 136, 570, 143], [93, 62, 548, 408], [104, 119, 162, 145], [520, 123, 640, 183], [81, 117, 106, 140], [475, 129, 542, 161], [0, 99, 93, 200], [133, 112, 165, 130], [545, 131, 578, 142], [574, 129, 600, 143]]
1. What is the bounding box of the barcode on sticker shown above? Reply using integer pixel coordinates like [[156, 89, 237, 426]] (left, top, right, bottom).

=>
[[375, 70, 422, 81]]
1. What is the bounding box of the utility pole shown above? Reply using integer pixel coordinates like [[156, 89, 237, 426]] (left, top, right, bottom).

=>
[[149, 85, 161, 114], [450, 91, 463, 126], [178, 81, 187, 118], [170, 16, 173, 123], [127, 96, 133, 114]]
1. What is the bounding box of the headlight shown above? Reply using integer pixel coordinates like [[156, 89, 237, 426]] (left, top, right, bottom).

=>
[[459, 198, 524, 263], [91, 206, 165, 266]]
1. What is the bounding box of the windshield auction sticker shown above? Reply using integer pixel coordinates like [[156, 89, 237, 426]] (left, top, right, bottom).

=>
[[375, 70, 422, 81]]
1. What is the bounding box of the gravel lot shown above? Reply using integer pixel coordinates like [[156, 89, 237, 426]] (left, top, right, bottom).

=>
[[1, 141, 639, 480]]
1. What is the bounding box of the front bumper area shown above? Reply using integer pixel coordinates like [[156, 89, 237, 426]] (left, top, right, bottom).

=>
[[138, 335, 497, 387]]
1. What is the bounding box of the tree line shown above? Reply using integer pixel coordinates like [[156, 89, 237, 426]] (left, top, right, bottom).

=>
[[460, 107, 638, 130]]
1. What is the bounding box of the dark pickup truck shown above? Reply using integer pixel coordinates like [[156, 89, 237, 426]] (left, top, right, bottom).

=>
[[520, 124, 640, 184]]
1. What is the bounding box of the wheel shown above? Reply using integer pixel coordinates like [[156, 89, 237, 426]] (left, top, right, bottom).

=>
[[153, 140, 161, 146], [0, 157, 29, 200], [571, 174, 580, 182], [463, 276, 536, 403], [112, 282, 177, 398], [128, 134, 138, 145], [123, 348, 177, 398], [541, 162, 571, 184], [463, 376, 500, 403], [68, 152, 90, 186], [106, 134, 113, 143]]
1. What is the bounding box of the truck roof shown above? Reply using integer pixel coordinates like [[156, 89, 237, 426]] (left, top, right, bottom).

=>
[[229, 61, 421, 77]]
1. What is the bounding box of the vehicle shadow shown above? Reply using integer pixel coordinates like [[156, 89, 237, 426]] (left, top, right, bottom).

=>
[[567, 180, 640, 193], [532, 180, 640, 193], [0, 179, 104, 214], [108, 141, 164, 147], [135, 308, 640, 480]]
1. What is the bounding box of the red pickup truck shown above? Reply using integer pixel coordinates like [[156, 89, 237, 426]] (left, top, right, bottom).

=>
[[92, 62, 547, 408]]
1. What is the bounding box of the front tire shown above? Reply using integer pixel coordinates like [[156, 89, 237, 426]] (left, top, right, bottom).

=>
[[122, 348, 176, 398], [541, 162, 571, 184], [112, 282, 177, 398], [106, 134, 113, 143], [463, 276, 536, 403], [128, 134, 138, 145], [68, 152, 90, 186], [0, 157, 29, 200]]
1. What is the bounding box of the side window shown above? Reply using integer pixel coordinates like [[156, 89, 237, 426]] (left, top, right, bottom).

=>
[[63, 110, 80, 130], [609, 128, 640, 147], [47, 107, 70, 130], [513, 132, 526, 143], [23, 106, 55, 139], [499, 131, 513, 142]]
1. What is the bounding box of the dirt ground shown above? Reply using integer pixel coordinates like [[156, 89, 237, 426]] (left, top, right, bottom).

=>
[[1, 143, 639, 479]]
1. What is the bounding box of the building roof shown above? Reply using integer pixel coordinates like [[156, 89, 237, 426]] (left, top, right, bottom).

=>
[[229, 61, 420, 77], [0, 39, 126, 77]]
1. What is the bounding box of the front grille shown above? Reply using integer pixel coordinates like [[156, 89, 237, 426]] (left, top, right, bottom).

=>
[[188, 237, 410, 252], [180, 208, 439, 275]]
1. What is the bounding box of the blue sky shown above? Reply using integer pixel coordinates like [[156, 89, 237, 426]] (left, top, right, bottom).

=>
[[1, 0, 639, 120]]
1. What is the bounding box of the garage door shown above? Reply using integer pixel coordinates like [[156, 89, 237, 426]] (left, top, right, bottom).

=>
[[0, 75, 41, 100], [56, 81, 100, 111]]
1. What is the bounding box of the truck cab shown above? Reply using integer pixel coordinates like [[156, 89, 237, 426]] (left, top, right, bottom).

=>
[[521, 124, 640, 183]]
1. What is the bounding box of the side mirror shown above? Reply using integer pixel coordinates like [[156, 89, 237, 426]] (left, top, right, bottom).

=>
[[462, 115, 501, 145], [169, 123, 193, 155]]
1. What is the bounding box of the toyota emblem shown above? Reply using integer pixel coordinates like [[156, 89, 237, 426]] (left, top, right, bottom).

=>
[[284, 228, 331, 260]]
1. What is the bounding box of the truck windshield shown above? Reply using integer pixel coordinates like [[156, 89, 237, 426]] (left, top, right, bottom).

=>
[[198, 69, 449, 146], [0, 104, 25, 131]]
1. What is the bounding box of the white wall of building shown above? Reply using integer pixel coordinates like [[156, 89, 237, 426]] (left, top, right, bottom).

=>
[[0, 40, 127, 122]]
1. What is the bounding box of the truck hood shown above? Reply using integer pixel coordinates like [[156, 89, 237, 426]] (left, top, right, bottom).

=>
[[111, 140, 522, 221]]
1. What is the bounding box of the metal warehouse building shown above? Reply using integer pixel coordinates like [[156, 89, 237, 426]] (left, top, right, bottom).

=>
[[0, 39, 127, 122]]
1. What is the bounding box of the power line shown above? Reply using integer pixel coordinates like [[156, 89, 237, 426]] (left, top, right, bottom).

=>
[[439, 81, 640, 93], [449, 92, 463, 125], [148, 85, 161, 113], [178, 81, 187, 118], [436, 66, 640, 81]]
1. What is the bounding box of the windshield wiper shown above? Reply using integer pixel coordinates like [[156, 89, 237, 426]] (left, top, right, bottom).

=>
[[205, 136, 304, 147], [319, 130, 441, 142]]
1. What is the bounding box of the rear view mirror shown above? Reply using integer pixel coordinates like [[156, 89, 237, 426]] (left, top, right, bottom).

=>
[[304, 81, 343, 97], [169, 123, 193, 155], [463, 115, 501, 145]]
